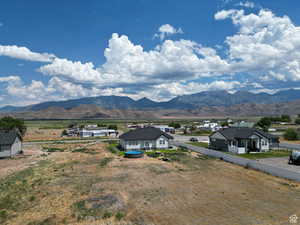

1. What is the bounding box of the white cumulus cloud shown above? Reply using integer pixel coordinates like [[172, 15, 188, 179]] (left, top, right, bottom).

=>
[[0, 45, 55, 62], [154, 24, 183, 40], [236, 1, 255, 8]]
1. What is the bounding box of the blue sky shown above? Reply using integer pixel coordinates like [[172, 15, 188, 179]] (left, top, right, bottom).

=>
[[1, 0, 300, 106]]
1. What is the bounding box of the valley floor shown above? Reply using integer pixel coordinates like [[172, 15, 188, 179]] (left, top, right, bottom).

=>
[[0, 142, 300, 225]]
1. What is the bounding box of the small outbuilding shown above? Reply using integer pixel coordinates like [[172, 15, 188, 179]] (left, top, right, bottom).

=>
[[209, 127, 279, 154], [0, 130, 23, 158], [119, 127, 173, 151], [79, 128, 118, 138]]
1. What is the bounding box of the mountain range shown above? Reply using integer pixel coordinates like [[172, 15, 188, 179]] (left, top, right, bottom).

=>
[[1, 89, 300, 112]]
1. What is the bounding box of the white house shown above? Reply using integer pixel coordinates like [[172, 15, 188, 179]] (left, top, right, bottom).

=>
[[209, 127, 279, 154], [0, 130, 23, 158], [153, 125, 175, 133], [198, 122, 221, 132], [119, 127, 173, 151]]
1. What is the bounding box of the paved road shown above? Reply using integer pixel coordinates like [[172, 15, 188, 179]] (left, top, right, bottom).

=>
[[173, 141, 300, 182], [257, 157, 300, 173], [171, 134, 209, 143], [279, 143, 300, 150]]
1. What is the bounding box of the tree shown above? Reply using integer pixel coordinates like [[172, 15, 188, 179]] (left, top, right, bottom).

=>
[[280, 115, 291, 123], [0, 116, 27, 136], [168, 122, 181, 129], [283, 128, 299, 140], [255, 117, 271, 132], [108, 124, 118, 130], [220, 121, 229, 127], [295, 118, 300, 125], [61, 129, 68, 136], [68, 123, 77, 128]]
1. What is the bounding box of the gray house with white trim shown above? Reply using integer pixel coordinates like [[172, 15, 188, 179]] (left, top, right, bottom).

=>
[[209, 127, 279, 154], [119, 127, 173, 151], [0, 130, 23, 158]]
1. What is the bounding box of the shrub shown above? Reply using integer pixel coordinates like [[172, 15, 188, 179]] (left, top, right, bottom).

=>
[[99, 157, 113, 167], [283, 128, 299, 140], [115, 212, 125, 220], [146, 152, 161, 158], [43, 147, 65, 152], [0, 210, 8, 222], [102, 211, 112, 219]]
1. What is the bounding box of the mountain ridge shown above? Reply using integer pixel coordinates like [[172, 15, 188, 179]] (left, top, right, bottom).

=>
[[2, 89, 300, 112]]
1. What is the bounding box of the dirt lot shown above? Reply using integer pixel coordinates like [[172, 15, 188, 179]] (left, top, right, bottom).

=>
[[0, 142, 300, 225]]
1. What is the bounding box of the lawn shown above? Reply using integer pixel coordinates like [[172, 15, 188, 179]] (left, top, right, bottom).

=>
[[182, 131, 212, 136], [236, 150, 291, 159], [187, 142, 209, 148]]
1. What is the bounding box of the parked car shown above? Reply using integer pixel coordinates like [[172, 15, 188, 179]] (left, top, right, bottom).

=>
[[289, 151, 300, 165], [189, 137, 198, 142]]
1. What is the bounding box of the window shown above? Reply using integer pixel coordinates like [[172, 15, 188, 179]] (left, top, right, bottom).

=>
[[128, 141, 138, 146], [261, 140, 267, 146], [0, 145, 9, 152], [159, 139, 165, 145]]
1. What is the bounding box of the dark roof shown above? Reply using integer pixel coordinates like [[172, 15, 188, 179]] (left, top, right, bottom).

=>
[[119, 127, 173, 141], [211, 127, 278, 140], [0, 130, 22, 145]]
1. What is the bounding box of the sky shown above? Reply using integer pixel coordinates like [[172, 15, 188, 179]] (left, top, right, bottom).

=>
[[1, 0, 300, 106]]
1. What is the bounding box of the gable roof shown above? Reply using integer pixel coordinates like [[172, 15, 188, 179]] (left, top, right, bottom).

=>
[[119, 127, 173, 141], [0, 130, 22, 145], [211, 127, 278, 141]]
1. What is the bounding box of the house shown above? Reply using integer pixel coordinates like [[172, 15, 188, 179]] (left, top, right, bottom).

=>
[[198, 122, 221, 132], [85, 124, 98, 128], [153, 125, 175, 133], [79, 128, 118, 138], [209, 127, 279, 154], [0, 130, 23, 158], [231, 121, 255, 128], [119, 127, 173, 150]]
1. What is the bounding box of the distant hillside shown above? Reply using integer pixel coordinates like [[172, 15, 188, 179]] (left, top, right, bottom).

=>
[[2, 99, 300, 119], [1, 104, 159, 120], [1, 89, 300, 113]]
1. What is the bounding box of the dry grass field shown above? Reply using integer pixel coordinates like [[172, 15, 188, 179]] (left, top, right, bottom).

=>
[[0, 141, 300, 225], [23, 127, 65, 141]]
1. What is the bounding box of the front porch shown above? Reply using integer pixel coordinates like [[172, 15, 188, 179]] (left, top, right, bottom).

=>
[[228, 136, 268, 154]]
